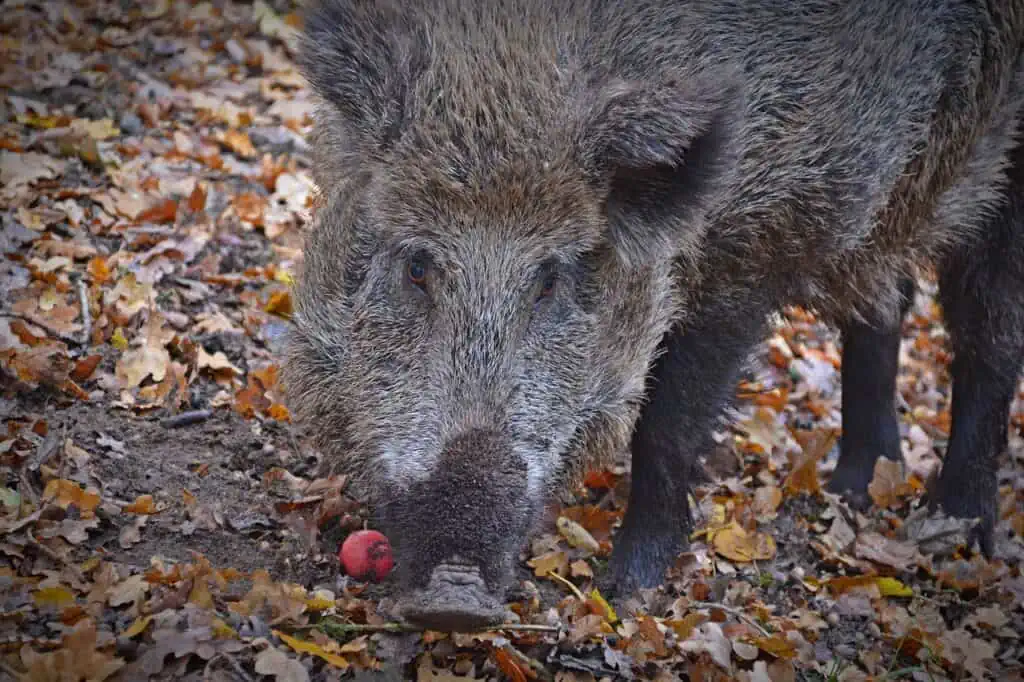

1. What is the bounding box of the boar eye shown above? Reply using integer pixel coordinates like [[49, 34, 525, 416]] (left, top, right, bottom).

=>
[[536, 271, 558, 301], [407, 256, 428, 289]]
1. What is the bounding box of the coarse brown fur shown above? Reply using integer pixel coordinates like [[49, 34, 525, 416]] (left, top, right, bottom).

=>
[[284, 0, 1024, 624]]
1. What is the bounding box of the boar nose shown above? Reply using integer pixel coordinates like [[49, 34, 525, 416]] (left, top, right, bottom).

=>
[[382, 429, 533, 631], [398, 562, 507, 631]]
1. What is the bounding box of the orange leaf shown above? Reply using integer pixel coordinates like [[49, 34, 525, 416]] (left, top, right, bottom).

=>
[[783, 429, 837, 496], [43, 479, 100, 516], [87, 253, 111, 282], [264, 290, 293, 318], [583, 469, 618, 490], [267, 403, 291, 422], [71, 354, 102, 382], [9, 319, 47, 346], [187, 183, 207, 213], [221, 129, 257, 158], [233, 192, 267, 225], [493, 648, 528, 682], [123, 494, 158, 514], [136, 198, 178, 224], [251, 364, 280, 390]]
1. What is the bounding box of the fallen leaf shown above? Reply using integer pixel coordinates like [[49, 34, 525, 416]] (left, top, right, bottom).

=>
[[493, 648, 528, 682], [33, 585, 76, 609], [19, 618, 124, 682], [557, 516, 600, 554], [1, 150, 66, 191], [123, 494, 158, 514], [136, 198, 178, 225], [42, 479, 101, 516], [254, 645, 310, 682], [526, 550, 569, 578], [122, 615, 153, 639], [710, 522, 776, 562], [275, 630, 349, 670], [119, 516, 148, 549], [221, 129, 257, 158], [867, 457, 913, 509]]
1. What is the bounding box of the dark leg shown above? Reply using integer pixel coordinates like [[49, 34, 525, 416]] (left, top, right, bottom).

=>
[[932, 142, 1024, 556], [608, 293, 771, 593], [828, 276, 915, 507]]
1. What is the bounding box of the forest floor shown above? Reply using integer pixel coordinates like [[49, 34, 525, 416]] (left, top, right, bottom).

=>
[[2, 2, 1023, 680]]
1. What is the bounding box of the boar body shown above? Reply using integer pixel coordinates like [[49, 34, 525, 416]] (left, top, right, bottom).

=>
[[285, 0, 1024, 630]]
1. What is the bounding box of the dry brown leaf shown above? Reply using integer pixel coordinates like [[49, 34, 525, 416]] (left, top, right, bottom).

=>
[[197, 346, 242, 378], [115, 340, 170, 388], [867, 457, 913, 509], [118, 516, 147, 549], [677, 621, 732, 669], [18, 618, 124, 682], [526, 549, 570, 578], [254, 645, 310, 682], [234, 191, 268, 225], [752, 485, 783, 515], [937, 628, 996, 680], [710, 522, 776, 562], [7, 342, 73, 387], [1, 150, 66, 191], [853, 531, 920, 571], [221, 129, 257, 158], [42, 479, 100, 516], [556, 516, 600, 554], [122, 494, 158, 514]]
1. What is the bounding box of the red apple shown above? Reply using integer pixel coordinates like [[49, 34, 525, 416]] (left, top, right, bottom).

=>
[[339, 529, 393, 582]]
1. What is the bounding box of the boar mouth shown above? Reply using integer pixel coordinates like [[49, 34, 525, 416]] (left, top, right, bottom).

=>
[[396, 562, 507, 631]]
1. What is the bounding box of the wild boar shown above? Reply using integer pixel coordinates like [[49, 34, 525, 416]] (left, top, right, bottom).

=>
[[283, 0, 1024, 631]]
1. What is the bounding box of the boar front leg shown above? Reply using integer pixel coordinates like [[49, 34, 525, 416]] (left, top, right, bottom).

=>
[[609, 294, 771, 594]]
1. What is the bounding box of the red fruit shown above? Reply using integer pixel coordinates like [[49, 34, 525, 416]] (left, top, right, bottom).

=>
[[339, 529, 393, 582]]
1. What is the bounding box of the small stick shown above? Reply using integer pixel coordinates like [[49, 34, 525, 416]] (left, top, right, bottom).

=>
[[161, 409, 213, 428], [308, 620, 561, 637], [75, 276, 91, 346], [0, 312, 81, 346], [543, 570, 586, 601]]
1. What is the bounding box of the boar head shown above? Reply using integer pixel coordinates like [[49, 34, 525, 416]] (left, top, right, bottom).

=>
[[284, 0, 739, 630]]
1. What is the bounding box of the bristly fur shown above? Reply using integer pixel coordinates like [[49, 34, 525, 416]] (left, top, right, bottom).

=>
[[284, 0, 1024, 602]]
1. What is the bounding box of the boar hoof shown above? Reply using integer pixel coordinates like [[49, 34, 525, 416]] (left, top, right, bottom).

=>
[[827, 453, 904, 512], [397, 564, 506, 632], [928, 478, 997, 558]]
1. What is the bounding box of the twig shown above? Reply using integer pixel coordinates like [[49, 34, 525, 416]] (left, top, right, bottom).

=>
[[0, 312, 81, 346], [161, 409, 214, 428], [307, 620, 561, 637], [543, 570, 586, 601], [75, 275, 91, 346], [690, 601, 771, 636]]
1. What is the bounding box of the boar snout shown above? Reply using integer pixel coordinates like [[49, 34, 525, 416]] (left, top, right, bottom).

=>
[[381, 429, 537, 630], [398, 562, 506, 631]]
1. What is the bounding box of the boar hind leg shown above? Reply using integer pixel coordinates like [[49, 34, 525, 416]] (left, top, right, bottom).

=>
[[609, 297, 770, 593], [827, 276, 915, 507], [932, 144, 1024, 556]]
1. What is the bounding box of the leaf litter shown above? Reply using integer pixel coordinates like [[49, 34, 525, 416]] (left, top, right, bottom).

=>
[[1, 1, 1023, 680]]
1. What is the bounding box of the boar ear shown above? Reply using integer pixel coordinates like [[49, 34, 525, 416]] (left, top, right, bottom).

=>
[[577, 73, 741, 263], [298, 0, 427, 152]]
